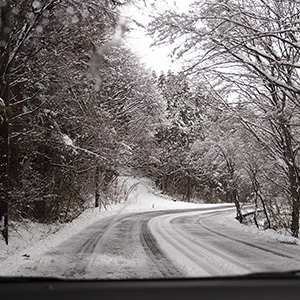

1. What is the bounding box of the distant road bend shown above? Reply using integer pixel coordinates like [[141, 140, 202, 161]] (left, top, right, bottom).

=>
[[37, 205, 300, 279]]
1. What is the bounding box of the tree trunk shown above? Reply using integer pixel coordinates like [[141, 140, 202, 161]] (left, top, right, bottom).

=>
[[258, 193, 271, 229], [186, 174, 191, 202], [289, 164, 300, 237], [95, 164, 100, 208], [253, 194, 259, 229], [233, 190, 243, 223], [291, 199, 299, 238], [0, 3, 10, 245], [281, 120, 300, 237], [162, 174, 166, 194], [0, 200, 8, 244]]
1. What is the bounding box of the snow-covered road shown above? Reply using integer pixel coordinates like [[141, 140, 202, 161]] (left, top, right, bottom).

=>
[[45, 209, 185, 279], [4, 204, 300, 279], [150, 208, 300, 277]]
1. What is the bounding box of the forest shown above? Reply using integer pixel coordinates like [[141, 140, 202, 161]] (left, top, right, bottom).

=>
[[0, 0, 300, 245]]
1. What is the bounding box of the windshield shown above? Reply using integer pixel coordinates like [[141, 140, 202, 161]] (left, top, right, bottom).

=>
[[1, 0, 300, 280]]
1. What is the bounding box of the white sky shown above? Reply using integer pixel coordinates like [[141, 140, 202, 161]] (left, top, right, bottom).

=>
[[121, 0, 194, 73]]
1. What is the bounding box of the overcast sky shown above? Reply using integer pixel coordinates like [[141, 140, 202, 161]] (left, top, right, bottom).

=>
[[121, 0, 194, 73]]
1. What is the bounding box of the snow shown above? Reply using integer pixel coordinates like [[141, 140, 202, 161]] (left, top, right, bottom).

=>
[[62, 133, 75, 147], [218, 209, 299, 246], [0, 176, 299, 279], [149, 208, 300, 277], [0, 176, 216, 277]]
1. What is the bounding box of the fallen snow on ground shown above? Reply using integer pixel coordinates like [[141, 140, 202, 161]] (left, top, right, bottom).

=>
[[217, 210, 299, 246], [0, 176, 298, 278], [0, 176, 217, 276]]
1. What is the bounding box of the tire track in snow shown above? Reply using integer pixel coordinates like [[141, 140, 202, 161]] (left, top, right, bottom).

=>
[[140, 219, 182, 277], [26, 206, 250, 279], [169, 214, 256, 274], [51, 210, 188, 278], [196, 213, 300, 261], [148, 208, 250, 277], [148, 208, 300, 277]]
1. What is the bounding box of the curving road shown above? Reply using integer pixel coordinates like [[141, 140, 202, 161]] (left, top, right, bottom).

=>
[[149, 208, 300, 277], [21, 205, 300, 279]]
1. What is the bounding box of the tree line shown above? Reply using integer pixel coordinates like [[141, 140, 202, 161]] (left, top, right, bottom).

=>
[[149, 0, 300, 236]]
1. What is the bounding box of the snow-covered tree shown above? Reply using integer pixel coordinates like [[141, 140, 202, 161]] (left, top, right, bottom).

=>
[[89, 43, 165, 206], [154, 71, 203, 201], [149, 0, 300, 236], [0, 0, 131, 242]]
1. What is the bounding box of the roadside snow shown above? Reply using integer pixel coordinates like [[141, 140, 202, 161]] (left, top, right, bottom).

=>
[[1, 176, 297, 278], [216, 210, 299, 246], [0, 176, 216, 276]]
